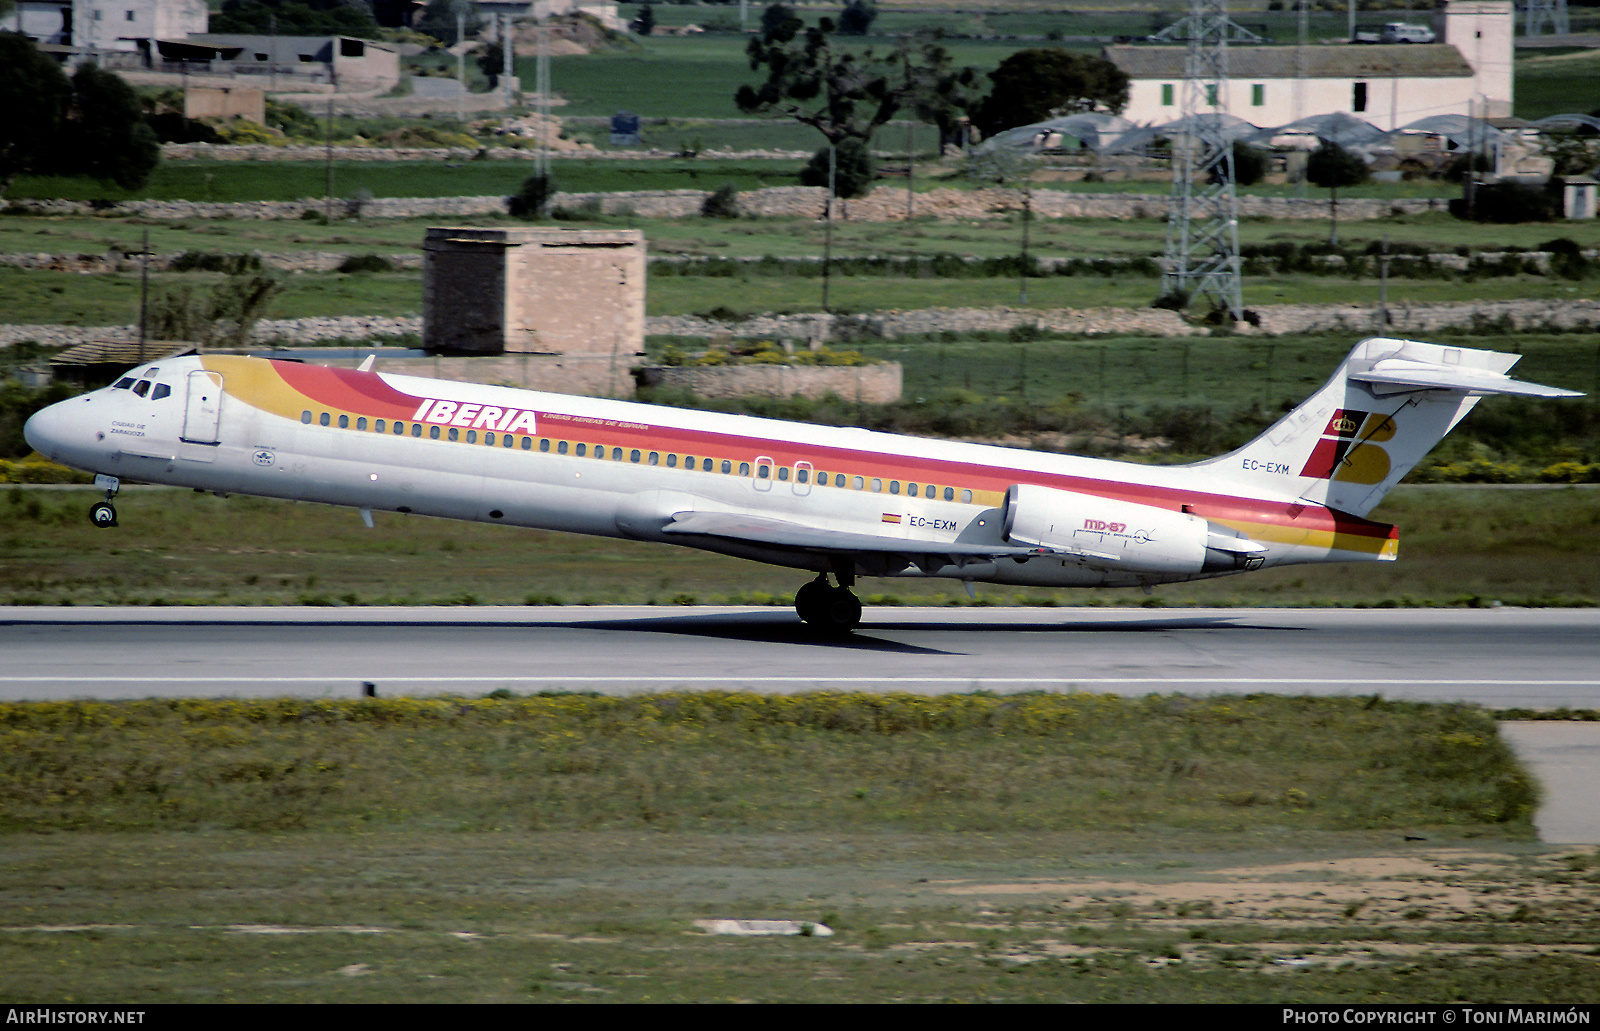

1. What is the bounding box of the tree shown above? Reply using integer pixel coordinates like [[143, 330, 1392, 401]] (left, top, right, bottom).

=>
[[631, 3, 656, 35], [799, 138, 875, 198], [61, 63, 160, 191], [1213, 140, 1269, 187], [415, 0, 484, 46], [0, 38, 159, 197], [0, 34, 73, 198], [760, 3, 797, 37], [212, 0, 381, 38], [477, 41, 504, 89], [1306, 141, 1369, 245], [971, 49, 1129, 137], [737, 12, 973, 156], [836, 0, 876, 36]]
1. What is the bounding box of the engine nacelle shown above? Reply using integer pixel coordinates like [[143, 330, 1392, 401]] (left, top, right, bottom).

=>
[[1003, 484, 1264, 576]]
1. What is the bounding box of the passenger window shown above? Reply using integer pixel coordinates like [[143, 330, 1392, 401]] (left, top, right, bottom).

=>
[[944, 487, 954, 501], [557, 441, 568, 455], [151, 384, 172, 400], [466, 430, 476, 444], [739, 462, 750, 476], [430, 426, 440, 440], [722, 460, 732, 474], [392, 422, 403, 435], [339, 415, 349, 429], [853, 476, 864, 490], [301, 411, 312, 424], [778, 467, 790, 482], [357, 417, 368, 431], [890, 481, 901, 495], [908, 483, 918, 498], [540, 439, 551, 453], [412, 424, 422, 437], [504, 435, 514, 448], [613, 448, 624, 461], [319, 412, 330, 427], [796, 468, 808, 484], [961, 489, 972, 504], [648, 452, 659, 465], [757, 465, 769, 479], [521, 437, 532, 450], [485, 432, 495, 446], [375, 419, 385, 433], [631, 450, 641, 463], [871, 478, 882, 492], [666, 454, 676, 468], [684, 455, 695, 469], [448, 428, 459, 442]]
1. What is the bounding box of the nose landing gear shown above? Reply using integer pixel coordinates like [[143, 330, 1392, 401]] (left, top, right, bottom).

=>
[[794, 572, 863, 632], [89, 474, 120, 528]]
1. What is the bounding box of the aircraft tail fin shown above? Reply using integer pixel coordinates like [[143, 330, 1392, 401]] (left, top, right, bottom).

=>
[[1196, 338, 1581, 518]]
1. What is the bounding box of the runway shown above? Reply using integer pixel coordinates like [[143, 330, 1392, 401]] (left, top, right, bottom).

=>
[[3, 605, 1599, 706]]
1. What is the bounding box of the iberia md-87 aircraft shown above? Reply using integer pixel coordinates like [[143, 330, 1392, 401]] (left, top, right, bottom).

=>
[[24, 337, 1581, 630]]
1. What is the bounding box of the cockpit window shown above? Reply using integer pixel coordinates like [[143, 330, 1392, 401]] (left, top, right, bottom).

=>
[[132, 380, 151, 398], [151, 383, 172, 400], [113, 378, 136, 390]]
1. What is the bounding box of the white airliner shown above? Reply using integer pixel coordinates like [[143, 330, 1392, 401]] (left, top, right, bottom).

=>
[[23, 337, 1580, 630]]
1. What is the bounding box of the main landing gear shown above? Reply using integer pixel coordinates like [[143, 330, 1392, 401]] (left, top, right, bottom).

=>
[[89, 474, 119, 529], [794, 572, 863, 632]]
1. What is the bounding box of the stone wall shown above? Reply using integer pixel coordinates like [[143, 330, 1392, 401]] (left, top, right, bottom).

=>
[[636, 362, 903, 403], [7, 298, 1600, 351], [4, 185, 1448, 224]]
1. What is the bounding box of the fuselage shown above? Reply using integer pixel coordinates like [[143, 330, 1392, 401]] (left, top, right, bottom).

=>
[[23, 353, 1397, 591]]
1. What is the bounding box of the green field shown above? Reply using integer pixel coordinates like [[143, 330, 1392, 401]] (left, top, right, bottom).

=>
[[3, 484, 1596, 608], [6, 690, 1595, 1003]]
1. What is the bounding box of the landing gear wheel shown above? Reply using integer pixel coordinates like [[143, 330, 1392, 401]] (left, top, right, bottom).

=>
[[795, 576, 862, 632], [821, 587, 862, 631], [795, 576, 831, 624], [89, 501, 118, 528]]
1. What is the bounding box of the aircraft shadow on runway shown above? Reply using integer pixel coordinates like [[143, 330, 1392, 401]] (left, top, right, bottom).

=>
[[0, 611, 1305, 659]]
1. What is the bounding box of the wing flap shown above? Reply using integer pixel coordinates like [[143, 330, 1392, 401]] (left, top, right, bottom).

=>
[[660, 510, 1065, 559]]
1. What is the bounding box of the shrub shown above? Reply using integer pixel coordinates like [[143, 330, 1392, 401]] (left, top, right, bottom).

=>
[[336, 254, 395, 274], [507, 172, 556, 219], [702, 183, 741, 218], [799, 138, 875, 199]]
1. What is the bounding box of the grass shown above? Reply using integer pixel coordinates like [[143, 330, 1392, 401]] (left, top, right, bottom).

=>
[[3, 484, 1597, 609], [0, 692, 1535, 835], [3, 690, 1593, 1003]]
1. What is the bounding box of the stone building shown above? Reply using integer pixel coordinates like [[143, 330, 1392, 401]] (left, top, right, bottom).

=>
[[422, 227, 646, 396]]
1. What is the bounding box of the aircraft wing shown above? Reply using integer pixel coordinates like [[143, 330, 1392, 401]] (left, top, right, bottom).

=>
[[659, 510, 1080, 560]]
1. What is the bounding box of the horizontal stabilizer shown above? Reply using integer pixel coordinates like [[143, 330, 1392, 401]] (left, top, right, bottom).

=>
[[1350, 357, 1584, 398], [662, 510, 1050, 559]]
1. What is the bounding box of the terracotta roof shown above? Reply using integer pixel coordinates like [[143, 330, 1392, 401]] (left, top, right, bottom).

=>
[[1105, 44, 1475, 80], [49, 341, 195, 369]]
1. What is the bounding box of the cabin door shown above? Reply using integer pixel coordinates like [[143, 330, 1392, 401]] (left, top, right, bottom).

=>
[[182, 370, 224, 446]]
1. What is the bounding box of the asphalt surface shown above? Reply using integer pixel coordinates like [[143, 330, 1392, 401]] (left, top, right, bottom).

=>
[[3, 605, 1597, 704]]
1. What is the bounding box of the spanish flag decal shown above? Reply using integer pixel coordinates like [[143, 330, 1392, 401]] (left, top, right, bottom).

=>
[[881, 513, 902, 524]]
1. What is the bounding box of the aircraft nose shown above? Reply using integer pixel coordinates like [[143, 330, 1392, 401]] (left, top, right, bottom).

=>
[[23, 398, 80, 463]]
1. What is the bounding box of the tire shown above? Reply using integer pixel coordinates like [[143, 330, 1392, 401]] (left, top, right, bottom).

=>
[[89, 501, 118, 528]]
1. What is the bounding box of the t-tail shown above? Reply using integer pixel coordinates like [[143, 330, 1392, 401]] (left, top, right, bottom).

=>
[[1197, 338, 1582, 518]]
